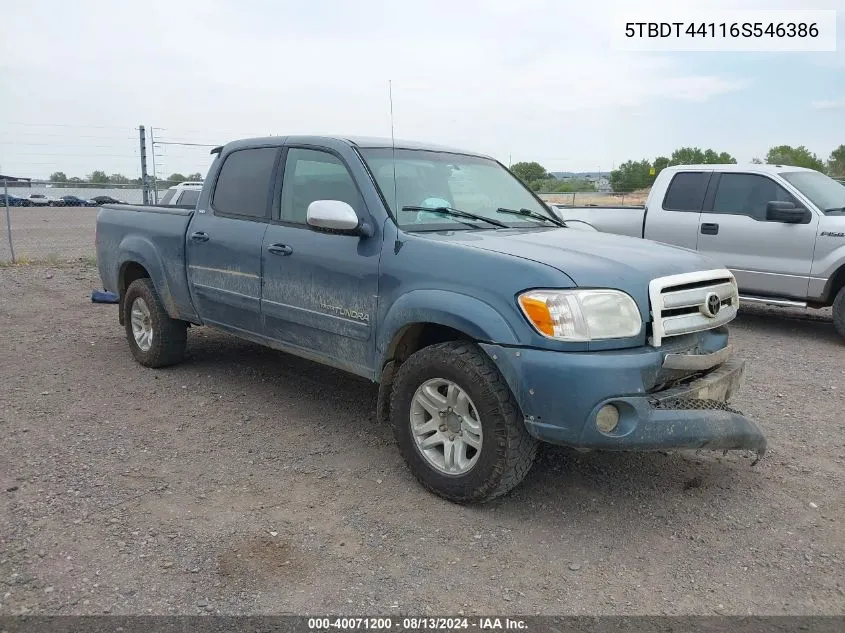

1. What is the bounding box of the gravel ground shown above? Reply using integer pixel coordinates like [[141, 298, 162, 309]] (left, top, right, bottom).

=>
[[0, 262, 843, 616]]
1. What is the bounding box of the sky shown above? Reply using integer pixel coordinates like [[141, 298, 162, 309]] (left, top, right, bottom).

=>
[[0, 0, 843, 180]]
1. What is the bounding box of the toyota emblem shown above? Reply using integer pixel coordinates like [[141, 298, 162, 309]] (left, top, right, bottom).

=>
[[704, 292, 721, 318]]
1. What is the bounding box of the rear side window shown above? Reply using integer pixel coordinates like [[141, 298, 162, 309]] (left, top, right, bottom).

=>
[[176, 189, 200, 207], [159, 190, 176, 205], [662, 172, 710, 212], [211, 147, 278, 218]]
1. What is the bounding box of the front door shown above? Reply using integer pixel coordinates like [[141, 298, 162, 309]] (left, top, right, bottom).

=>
[[186, 146, 278, 334], [260, 146, 381, 377], [696, 172, 818, 299]]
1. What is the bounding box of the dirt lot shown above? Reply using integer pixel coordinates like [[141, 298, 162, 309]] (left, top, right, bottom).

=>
[[0, 262, 843, 616]]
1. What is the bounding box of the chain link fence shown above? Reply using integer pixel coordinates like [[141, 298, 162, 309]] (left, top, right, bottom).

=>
[[536, 189, 649, 207], [0, 203, 99, 265]]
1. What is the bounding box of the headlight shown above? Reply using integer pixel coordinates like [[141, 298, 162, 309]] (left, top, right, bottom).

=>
[[517, 289, 642, 341]]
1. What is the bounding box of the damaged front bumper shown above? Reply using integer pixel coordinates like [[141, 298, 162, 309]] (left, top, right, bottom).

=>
[[480, 337, 766, 460]]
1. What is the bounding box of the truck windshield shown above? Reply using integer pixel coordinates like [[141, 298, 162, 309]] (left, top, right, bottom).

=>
[[359, 148, 556, 230], [781, 171, 845, 213]]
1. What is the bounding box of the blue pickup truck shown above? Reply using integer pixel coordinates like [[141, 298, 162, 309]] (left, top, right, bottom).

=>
[[96, 135, 766, 502]]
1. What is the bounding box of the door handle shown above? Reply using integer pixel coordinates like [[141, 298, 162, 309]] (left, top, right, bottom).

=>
[[190, 231, 210, 242], [700, 223, 719, 235], [267, 243, 293, 256]]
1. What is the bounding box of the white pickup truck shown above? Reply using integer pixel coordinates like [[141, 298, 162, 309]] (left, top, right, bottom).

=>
[[554, 164, 845, 339]]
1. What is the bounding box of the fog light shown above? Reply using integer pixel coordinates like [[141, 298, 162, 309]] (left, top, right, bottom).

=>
[[596, 404, 620, 433]]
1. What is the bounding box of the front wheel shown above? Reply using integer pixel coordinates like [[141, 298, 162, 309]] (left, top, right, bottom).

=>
[[123, 278, 187, 367], [390, 341, 538, 503]]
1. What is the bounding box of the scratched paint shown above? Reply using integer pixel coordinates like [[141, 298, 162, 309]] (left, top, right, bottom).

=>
[[189, 264, 259, 279]]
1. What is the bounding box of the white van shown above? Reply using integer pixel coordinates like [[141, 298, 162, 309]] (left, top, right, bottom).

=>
[[159, 181, 203, 207]]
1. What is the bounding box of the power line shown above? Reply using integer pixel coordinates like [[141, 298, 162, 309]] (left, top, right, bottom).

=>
[[153, 141, 219, 147], [0, 133, 138, 141], [0, 121, 135, 130], [4, 153, 138, 158]]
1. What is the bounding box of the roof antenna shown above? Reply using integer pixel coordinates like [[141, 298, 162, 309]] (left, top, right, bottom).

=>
[[389, 79, 398, 216]]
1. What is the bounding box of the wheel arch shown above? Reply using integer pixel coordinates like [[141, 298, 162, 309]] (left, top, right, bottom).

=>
[[375, 290, 521, 425], [117, 261, 151, 325], [820, 262, 845, 307]]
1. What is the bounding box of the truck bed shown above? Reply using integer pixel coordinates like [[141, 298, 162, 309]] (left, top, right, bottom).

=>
[[96, 204, 199, 323], [553, 205, 646, 238]]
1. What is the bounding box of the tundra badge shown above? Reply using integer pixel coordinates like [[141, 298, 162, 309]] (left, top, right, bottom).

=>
[[320, 302, 370, 322]]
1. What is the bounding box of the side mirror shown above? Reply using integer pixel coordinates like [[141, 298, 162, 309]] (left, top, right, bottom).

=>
[[766, 201, 810, 224], [306, 200, 361, 234]]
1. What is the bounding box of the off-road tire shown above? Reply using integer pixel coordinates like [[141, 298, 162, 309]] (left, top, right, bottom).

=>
[[390, 341, 538, 503], [123, 278, 187, 368], [833, 286, 845, 341]]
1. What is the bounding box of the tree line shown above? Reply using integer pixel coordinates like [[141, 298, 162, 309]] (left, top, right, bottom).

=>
[[47, 171, 203, 188], [507, 162, 598, 192], [510, 144, 845, 193], [608, 144, 845, 192]]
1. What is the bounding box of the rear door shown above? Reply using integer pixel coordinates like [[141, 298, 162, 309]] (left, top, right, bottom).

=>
[[186, 146, 280, 334], [696, 172, 817, 298], [643, 170, 711, 249]]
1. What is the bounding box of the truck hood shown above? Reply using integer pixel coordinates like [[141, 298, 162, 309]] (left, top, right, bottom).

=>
[[419, 227, 724, 289]]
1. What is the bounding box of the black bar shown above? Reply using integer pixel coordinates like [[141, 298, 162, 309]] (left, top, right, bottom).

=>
[[0, 616, 843, 633]]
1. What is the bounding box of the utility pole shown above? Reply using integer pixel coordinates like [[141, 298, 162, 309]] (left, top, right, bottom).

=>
[[139, 125, 150, 205], [149, 127, 158, 203]]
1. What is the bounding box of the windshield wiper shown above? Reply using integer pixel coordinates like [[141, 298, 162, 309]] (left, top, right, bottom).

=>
[[496, 207, 566, 227], [401, 206, 509, 228], [824, 206, 845, 213]]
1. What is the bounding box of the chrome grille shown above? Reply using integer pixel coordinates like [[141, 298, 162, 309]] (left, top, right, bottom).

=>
[[648, 269, 739, 347]]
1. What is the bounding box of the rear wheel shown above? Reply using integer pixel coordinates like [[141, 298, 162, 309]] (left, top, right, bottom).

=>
[[123, 278, 187, 367], [390, 341, 538, 503], [833, 286, 845, 341]]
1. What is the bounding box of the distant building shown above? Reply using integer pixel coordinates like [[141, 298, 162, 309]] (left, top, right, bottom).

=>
[[0, 174, 32, 188], [549, 171, 612, 191]]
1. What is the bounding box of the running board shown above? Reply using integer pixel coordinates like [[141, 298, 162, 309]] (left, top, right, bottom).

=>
[[739, 295, 807, 308]]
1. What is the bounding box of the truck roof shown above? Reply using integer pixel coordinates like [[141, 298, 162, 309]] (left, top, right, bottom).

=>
[[663, 163, 818, 174], [218, 135, 492, 159], [165, 181, 203, 190]]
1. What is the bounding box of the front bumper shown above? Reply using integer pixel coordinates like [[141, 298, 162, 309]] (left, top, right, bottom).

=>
[[480, 338, 766, 457]]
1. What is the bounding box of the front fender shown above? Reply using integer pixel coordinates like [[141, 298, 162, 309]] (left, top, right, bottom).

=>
[[376, 289, 520, 378], [810, 242, 845, 302]]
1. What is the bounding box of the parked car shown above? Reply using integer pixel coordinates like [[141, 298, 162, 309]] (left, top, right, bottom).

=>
[[58, 195, 96, 207], [0, 193, 29, 207], [554, 164, 845, 339], [159, 181, 203, 207], [28, 194, 53, 206], [90, 195, 126, 206], [95, 135, 765, 503]]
